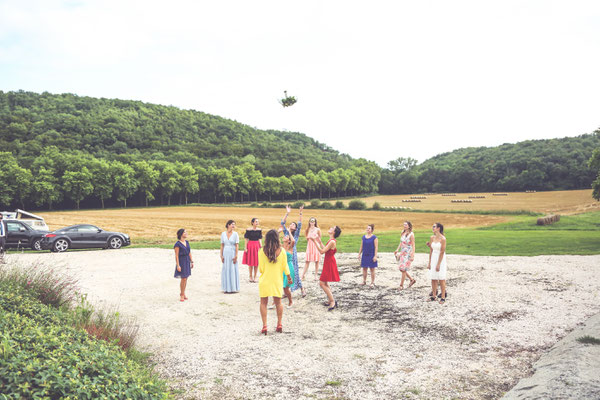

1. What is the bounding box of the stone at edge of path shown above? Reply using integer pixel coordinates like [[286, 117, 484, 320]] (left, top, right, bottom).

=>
[[501, 312, 600, 400]]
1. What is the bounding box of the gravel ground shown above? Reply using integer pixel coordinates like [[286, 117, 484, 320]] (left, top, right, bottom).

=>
[[9, 249, 600, 400]]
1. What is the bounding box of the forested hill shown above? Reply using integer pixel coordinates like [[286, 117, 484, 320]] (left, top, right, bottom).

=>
[[380, 131, 600, 194], [0, 90, 352, 176]]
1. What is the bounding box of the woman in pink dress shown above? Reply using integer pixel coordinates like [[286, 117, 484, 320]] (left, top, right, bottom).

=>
[[302, 217, 321, 281], [243, 218, 262, 282], [310, 226, 341, 311]]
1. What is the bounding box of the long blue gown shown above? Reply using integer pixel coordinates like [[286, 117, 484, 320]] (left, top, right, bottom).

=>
[[221, 231, 240, 292], [281, 220, 303, 291]]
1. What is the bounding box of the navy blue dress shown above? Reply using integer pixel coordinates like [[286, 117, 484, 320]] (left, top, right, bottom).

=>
[[361, 235, 378, 268], [174, 240, 192, 279]]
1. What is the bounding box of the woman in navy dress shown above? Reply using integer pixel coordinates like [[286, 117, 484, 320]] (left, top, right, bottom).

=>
[[358, 224, 378, 287], [174, 228, 194, 302]]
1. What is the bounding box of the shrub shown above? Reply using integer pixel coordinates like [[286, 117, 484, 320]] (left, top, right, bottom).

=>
[[321, 201, 333, 209], [261, 202, 270, 207], [335, 201, 345, 209], [292, 201, 305, 208], [250, 202, 259, 207], [348, 200, 367, 210], [372, 202, 382, 210], [272, 203, 287, 208], [310, 199, 321, 208]]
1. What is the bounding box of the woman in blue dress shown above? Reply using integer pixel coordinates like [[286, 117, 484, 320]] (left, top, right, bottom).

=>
[[358, 224, 378, 287], [174, 228, 194, 302], [220, 220, 240, 293], [281, 204, 306, 297]]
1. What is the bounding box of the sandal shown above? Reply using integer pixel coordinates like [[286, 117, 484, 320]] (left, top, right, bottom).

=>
[[439, 297, 446, 304], [276, 325, 283, 333], [398, 285, 404, 291], [408, 279, 416, 288], [261, 326, 267, 335], [328, 301, 338, 311], [429, 296, 436, 302]]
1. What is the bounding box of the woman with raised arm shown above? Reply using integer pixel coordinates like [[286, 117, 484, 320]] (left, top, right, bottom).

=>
[[303, 217, 321, 281], [357, 224, 378, 287], [428, 222, 447, 304], [258, 230, 293, 334], [281, 204, 306, 296], [310, 225, 342, 311], [394, 221, 416, 290], [281, 233, 296, 307], [243, 218, 262, 282], [220, 220, 240, 293], [174, 228, 194, 302]]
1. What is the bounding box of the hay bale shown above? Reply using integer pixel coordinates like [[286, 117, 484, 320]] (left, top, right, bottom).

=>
[[537, 215, 561, 225]]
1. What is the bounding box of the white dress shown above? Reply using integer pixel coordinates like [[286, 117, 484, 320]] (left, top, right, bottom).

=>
[[429, 241, 447, 280]]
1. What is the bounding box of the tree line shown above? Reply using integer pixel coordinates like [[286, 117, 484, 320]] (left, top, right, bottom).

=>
[[0, 147, 381, 210], [379, 131, 600, 194]]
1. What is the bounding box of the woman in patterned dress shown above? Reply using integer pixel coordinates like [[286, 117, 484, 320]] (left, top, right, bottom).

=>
[[280, 204, 306, 297], [394, 221, 416, 290], [174, 228, 194, 302], [358, 224, 378, 287], [243, 218, 262, 282], [310, 226, 342, 311], [220, 220, 240, 293], [303, 217, 321, 281]]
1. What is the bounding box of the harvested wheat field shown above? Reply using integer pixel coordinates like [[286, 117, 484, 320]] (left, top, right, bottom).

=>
[[354, 189, 598, 214], [9, 249, 600, 399], [38, 207, 508, 242]]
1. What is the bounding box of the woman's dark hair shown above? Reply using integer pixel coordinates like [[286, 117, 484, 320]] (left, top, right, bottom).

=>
[[289, 222, 297, 236], [251, 218, 258, 225], [226, 220, 235, 228], [333, 226, 342, 239], [263, 229, 280, 263], [435, 222, 444, 234], [403, 221, 413, 235], [177, 228, 186, 240], [368, 224, 374, 232]]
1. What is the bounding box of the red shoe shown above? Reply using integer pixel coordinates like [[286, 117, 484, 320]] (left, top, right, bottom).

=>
[[276, 325, 283, 333], [261, 326, 267, 335]]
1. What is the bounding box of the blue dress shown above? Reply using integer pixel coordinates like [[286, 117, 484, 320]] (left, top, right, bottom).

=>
[[281, 220, 303, 291], [174, 240, 192, 278], [361, 235, 378, 268], [221, 231, 240, 292], [283, 251, 295, 288]]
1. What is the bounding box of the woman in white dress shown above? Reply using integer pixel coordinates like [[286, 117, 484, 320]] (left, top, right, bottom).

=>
[[428, 222, 447, 304], [221, 220, 240, 293]]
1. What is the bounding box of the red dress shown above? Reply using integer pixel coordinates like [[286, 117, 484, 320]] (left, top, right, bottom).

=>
[[319, 239, 340, 282]]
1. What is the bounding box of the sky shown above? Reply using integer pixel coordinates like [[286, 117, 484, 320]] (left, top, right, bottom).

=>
[[1, 0, 599, 166]]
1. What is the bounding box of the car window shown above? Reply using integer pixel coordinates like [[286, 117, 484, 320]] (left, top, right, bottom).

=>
[[6, 222, 25, 232], [77, 225, 100, 232], [63, 227, 79, 233]]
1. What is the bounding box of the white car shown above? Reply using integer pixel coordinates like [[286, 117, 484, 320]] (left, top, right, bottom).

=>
[[0, 209, 50, 232]]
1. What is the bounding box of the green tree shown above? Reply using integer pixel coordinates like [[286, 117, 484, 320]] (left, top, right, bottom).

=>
[[90, 159, 114, 209], [13, 166, 33, 209], [316, 170, 330, 199], [33, 167, 61, 209], [0, 152, 18, 207], [589, 147, 600, 200], [216, 168, 236, 203], [290, 174, 308, 200], [159, 165, 179, 206], [178, 163, 199, 205], [62, 168, 93, 209], [111, 161, 138, 207], [305, 170, 317, 200], [133, 161, 160, 206], [232, 165, 250, 203], [263, 176, 280, 202], [278, 176, 294, 200]]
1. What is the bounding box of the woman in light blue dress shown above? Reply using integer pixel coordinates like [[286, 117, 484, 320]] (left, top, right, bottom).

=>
[[221, 220, 240, 293], [281, 204, 306, 296]]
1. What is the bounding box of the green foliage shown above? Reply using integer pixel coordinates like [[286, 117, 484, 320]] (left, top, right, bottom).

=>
[[589, 147, 600, 201], [321, 201, 333, 209], [372, 201, 382, 210], [0, 269, 170, 399], [62, 167, 94, 209], [381, 131, 600, 194], [292, 201, 305, 208], [310, 199, 321, 208], [335, 200, 345, 209], [348, 199, 367, 210]]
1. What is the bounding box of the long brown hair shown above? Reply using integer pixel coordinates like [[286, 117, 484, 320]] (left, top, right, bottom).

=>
[[305, 217, 318, 236], [263, 229, 280, 263], [402, 221, 413, 237]]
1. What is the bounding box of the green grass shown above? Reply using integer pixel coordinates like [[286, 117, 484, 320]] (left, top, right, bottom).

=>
[[133, 211, 600, 256]]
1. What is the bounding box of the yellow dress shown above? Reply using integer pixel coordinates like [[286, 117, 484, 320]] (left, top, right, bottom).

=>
[[258, 249, 290, 298]]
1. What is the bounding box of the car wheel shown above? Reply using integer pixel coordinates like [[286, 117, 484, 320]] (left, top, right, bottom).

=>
[[32, 239, 42, 251], [109, 237, 123, 249], [54, 239, 69, 252]]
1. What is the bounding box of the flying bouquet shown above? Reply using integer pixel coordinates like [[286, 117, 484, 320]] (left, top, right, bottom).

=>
[[279, 90, 297, 107]]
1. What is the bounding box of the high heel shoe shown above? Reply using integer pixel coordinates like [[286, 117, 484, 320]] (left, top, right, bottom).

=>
[[261, 326, 267, 335], [276, 325, 283, 333], [328, 301, 338, 311]]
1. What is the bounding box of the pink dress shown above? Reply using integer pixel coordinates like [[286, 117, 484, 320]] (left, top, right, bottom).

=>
[[305, 228, 321, 262], [398, 232, 414, 272]]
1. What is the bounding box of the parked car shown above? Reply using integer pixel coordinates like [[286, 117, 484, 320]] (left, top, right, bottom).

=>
[[4, 220, 47, 251], [0, 209, 50, 231], [41, 224, 131, 252]]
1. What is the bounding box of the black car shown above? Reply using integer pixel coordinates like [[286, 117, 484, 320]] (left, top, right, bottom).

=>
[[4, 220, 47, 251], [41, 224, 131, 252]]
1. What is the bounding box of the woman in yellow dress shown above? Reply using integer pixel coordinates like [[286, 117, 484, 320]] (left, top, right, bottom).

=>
[[259, 229, 293, 335]]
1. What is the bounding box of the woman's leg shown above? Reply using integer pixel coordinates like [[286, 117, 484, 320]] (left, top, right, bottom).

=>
[[180, 278, 186, 299], [302, 261, 310, 280], [319, 280, 335, 306], [370, 268, 376, 285], [249, 266, 253, 282], [431, 280, 439, 300], [439, 280, 446, 301], [274, 297, 283, 326], [315, 261, 320, 277], [362, 267, 367, 285], [406, 271, 415, 287], [400, 271, 406, 288], [260, 297, 268, 327], [283, 287, 293, 306]]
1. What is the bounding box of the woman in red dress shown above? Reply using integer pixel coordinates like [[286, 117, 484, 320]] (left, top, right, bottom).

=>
[[309, 225, 342, 311]]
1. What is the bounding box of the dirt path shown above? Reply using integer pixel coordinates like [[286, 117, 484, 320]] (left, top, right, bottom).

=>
[[9, 249, 600, 399]]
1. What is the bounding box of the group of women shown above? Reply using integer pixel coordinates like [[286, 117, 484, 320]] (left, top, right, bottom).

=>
[[172, 205, 448, 333]]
